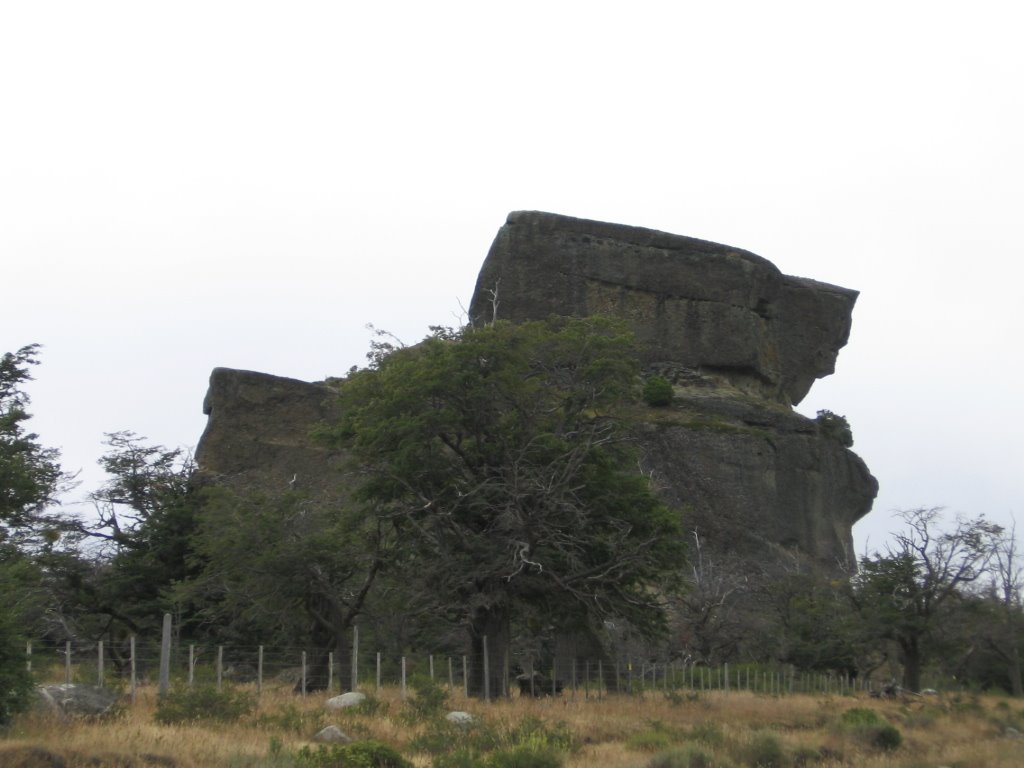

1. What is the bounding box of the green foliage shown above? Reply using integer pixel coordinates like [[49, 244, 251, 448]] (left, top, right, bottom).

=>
[[411, 714, 574, 763], [735, 730, 786, 768], [322, 318, 685, 693], [294, 741, 412, 768], [646, 746, 719, 768], [153, 685, 255, 724], [486, 745, 564, 768], [814, 410, 853, 447], [402, 674, 449, 722], [1, 344, 63, 532], [642, 375, 674, 407], [836, 707, 901, 752], [254, 703, 329, 734], [0, 610, 34, 725]]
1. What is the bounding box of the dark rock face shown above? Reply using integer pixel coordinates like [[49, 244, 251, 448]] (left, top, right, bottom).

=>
[[469, 211, 857, 406], [195, 211, 876, 572], [195, 367, 345, 497]]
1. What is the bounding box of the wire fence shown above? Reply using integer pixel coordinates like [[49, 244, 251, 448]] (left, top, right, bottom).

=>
[[24, 629, 893, 703]]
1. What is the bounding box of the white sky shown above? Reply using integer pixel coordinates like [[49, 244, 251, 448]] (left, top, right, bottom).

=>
[[3, 1, 1022, 555]]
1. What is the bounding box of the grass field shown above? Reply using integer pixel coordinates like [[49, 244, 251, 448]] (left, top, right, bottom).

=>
[[2, 683, 1023, 767]]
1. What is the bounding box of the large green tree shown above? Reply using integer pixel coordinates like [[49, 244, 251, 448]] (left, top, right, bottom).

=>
[[0, 344, 62, 722], [321, 317, 685, 695], [851, 507, 1001, 691], [1, 345, 63, 534]]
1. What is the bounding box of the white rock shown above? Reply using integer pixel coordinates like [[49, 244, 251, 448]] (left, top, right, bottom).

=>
[[446, 710, 475, 726], [312, 725, 352, 743], [325, 691, 367, 710]]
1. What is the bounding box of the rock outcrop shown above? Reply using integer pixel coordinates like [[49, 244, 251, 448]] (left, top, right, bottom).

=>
[[195, 211, 876, 571], [469, 211, 857, 407]]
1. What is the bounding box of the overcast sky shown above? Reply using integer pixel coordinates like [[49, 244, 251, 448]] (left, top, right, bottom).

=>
[[3, 1, 1021, 555]]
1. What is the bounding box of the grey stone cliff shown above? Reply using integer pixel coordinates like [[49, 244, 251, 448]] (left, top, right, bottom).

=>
[[195, 211, 877, 572]]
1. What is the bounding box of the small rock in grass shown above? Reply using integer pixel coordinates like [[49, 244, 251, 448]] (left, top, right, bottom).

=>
[[446, 711, 475, 726], [312, 725, 352, 743], [325, 691, 366, 710]]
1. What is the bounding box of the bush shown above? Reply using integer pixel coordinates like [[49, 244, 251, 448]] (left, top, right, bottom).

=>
[[153, 685, 255, 724], [295, 740, 412, 768], [0, 625, 34, 726], [643, 376, 674, 407], [486, 745, 563, 768], [836, 708, 901, 752], [736, 730, 786, 768], [646, 746, 718, 768], [402, 674, 449, 722], [814, 410, 852, 447]]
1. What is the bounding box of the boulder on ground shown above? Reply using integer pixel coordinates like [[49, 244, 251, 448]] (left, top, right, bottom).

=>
[[35, 684, 119, 717], [312, 725, 352, 743], [325, 691, 366, 710], [445, 711, 475, 726]]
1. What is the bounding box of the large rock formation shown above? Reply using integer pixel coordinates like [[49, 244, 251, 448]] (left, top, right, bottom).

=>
[[467, 211, 877, 568], [195, 211, 876, 571]]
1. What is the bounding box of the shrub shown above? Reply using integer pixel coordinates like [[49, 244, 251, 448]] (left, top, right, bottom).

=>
[[402, 674, 449, 722], [627, 729, 675, 752], [643, 376, 674, 407], [646, 746, 718, 768], [836, 708, 901, 752], [486, 745, 563, 768], [0, 630, 34, 726], [814, 410, 852, 447], [295, 740, 412, 768], [737, 730, 786, 768], [153, 685, 255, 724], [838, 708, 882, 727]]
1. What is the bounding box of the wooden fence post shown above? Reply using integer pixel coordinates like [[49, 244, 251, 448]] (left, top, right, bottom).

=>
[[401, 657, 407, 700], [376, 651, 381, 690], [483, 636, 490, 702], [130, 635, 137, 703], [328, 652, 334, 693], [65, 640, 72, 685], [25, 641, 31, 673], [98, 640, 104, 688], [257, 645, 264, 696], [301, 651, 307, 697], [448, 657, 454, 690], [351, 626, 359, 692], [158, 613, 172, 696], [462, 656, 468, 699], [216, 646, 223, 692]]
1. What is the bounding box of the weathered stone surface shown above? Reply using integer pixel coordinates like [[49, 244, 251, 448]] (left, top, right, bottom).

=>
[[325, 691, 366, 710], [196, 367, 344, 496], [469, 211, 857, 406], [194, 211, 876, 573], [445, 711, 476, 726], [312, 725, 352, 743], [35, 684, 119, 717]]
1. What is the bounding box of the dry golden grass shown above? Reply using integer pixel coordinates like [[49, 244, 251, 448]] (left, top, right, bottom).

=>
[[2, 684, 1023, 767]]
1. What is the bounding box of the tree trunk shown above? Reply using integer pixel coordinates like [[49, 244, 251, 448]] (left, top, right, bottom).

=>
[[901, 636, 923, 692], [468, 606, 508, 698]]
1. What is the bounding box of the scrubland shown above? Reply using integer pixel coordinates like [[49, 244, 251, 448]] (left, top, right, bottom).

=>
[[2, 683, 1023, 767]]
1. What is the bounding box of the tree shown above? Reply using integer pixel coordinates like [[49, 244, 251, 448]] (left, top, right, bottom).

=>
[[0, 344, 63, 723], [321, 317, 685, 695], [851, 507, 1001, 691], [1, 344, 64, 534], [986, 517, 1023, 695], [182, 486, 395, 685]]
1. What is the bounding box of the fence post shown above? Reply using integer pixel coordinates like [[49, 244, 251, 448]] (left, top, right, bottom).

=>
[[98, 640, 104, 688], [448, 657, 454, 691], [65, 640, 72, 685], [217, 646, 223, 692], [598, 660, 604, 700], [462, 656, 468, 699], [401, 657, 407, 700], [257, 645, 264, 696], [351, 626, 359, 692], [429, 654, 435, 681], [483, 635, 490, 702], [130, 635, 137, 703], [25, 641, 31, 673], [328, 652, 334, 693], [551, 659, 557, 697], [376, 651, 381, 690], [301, 651, 307, 697], [188, 644, 195, 688], [158, 613, 172, 696], [572, 658, 577, 699]]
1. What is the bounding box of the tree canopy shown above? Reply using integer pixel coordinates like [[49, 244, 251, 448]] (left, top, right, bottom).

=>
[[319, 317, 685, 693]]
